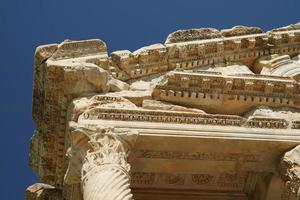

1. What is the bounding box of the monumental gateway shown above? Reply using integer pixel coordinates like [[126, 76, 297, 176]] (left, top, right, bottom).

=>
[[26, 23, 300, 200]]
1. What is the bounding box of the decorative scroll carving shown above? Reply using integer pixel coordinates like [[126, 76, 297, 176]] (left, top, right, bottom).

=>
[[81, 129, 138, 200], [81, 106, 244, 127], [131, 171, 248, 191], [65, 123, 138, 183], [280, 145, 300, 199], [65, 123, 138, 200], [28, 23, 300, 200], [137, 150, 261, 162], [246, 117, 288, 129], [79, 98, 299, 130], [131, 172, 156, 185], [191, 174, 214, 185], [81, 129, 132, 178]]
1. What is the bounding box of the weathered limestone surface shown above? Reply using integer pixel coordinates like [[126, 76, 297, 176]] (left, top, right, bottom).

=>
[[27, 23, 300, 200], [255, 54, 300, 81], [65, 123, 138, 200], [280, 145, 300, 199], [26, 183, 62, 200]]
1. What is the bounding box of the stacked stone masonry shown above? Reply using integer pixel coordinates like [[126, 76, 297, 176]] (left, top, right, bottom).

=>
[[27, 23, 300, 200]]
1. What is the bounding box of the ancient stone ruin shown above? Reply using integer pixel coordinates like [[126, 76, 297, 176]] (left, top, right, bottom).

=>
[[26, 23, 300, 200]]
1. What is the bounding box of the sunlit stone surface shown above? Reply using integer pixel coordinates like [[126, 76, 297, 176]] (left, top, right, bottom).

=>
[[27, 23, 300, 200]]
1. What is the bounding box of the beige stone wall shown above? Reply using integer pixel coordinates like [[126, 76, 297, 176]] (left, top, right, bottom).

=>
[[27, 23, 300, 200]]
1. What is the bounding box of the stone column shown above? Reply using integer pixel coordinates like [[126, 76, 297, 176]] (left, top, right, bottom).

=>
[[81, 133, 134, 200], [65, 123, 138, 200]]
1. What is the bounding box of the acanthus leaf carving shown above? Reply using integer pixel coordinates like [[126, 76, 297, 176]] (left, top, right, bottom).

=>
[[280, 145, 300, 199], [64, 122, 139, 185]]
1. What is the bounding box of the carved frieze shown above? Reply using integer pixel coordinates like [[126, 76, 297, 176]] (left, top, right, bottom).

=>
[[153, 71, 300, 114], [136, 150, 261, 163], [28, 23, 300, 200], [131, 171, 248, 191]]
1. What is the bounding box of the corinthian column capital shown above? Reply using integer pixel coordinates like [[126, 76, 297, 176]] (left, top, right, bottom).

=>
[[280, 145, 300, 199], [64, 122, 138, 200], [81, 128, 136, 180]]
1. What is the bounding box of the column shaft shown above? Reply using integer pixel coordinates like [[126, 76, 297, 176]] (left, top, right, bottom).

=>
[[82, 165, 133, 200]]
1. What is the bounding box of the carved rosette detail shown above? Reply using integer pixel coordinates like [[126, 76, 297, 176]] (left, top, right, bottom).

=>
[[280, 145, 300, 199]]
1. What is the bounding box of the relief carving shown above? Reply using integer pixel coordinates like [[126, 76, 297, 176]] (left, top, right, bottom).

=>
[[28, 23, 300, 200], [137, 150, 261, 162], [191, 174, 214, 185], [65, 122, 138, 184], [130, 171, 249, 191], [280, 145, 300, 199]]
